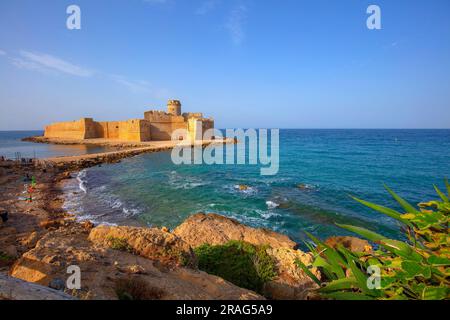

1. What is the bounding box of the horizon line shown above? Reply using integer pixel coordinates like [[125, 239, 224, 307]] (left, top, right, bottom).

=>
[[1, 128, 450, 132]]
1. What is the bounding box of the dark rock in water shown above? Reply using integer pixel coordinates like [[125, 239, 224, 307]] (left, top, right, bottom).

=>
[[49, 278, 66, 291]]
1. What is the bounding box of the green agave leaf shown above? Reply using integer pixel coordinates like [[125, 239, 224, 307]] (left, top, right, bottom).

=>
[[322, 291, 375, 300], [321, 249, 346, 275], [319, 277, 359, 292], [312, 256, 336, 280], [305, 232, 347, 278], [305, 232, 324, 248], [294, 258, 321, 286], [348, 258, 371, 294], [421, 286, 449, 300], [445, 178, 450, 198], [402, 261, 431, 280], [380, 276, 397, 290], [378, 239, 423, 262], [434, 185, 449, 203], [384, 185, 419, 214], [312, 255, 332, 269], [427, 255, 450, 266], [336, 224, 386, 242], [303, 240, 317, 254], [351, 196, 413, 228]]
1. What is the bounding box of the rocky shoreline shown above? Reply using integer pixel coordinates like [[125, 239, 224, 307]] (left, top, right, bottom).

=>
[[0, 148, 366, 300]]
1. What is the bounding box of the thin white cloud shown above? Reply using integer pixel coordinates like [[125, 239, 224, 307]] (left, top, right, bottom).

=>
[[225, 5, 247, 45], [16, 50, 93, 77], [111, 75, 169, 99], [15, 51, 93, 77], [11, 57, 52, 74], [196, 0, 220, 15], [0, 49, 6, 56], [8, 49, 169, 98]]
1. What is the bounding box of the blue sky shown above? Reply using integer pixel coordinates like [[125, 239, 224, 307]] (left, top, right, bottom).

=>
[[0, 0, 449, 130]]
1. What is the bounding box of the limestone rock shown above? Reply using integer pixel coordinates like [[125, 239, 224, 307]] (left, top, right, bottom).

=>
[[39, 219, 65, 230], [22, 231, 41, 248], [325, 236, 372, 253], [88, 225, 197, 268], [174, 213, 319, 299], [2, 245, 18, 258], [263, 247, 319, 300], [0, 273, 75, 300], [59, 172, 72, 180], [174, 213, 297, 249], [10, 224, 263, 300]]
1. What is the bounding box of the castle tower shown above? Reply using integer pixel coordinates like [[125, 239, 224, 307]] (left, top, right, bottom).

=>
[[167, 100, 182, 116]]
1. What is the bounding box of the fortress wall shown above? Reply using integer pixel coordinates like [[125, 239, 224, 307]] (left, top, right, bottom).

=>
[[149, 122, 187, 141], [42, 101, 213, 142], [118, 119, 151, 142], [95, 120, 151, 142], [144, 111, 185, 123], [138, 120, 152, 141], [182, 113, 203, 120], [202, 119, 214, 133], [188, 118, 215, 141], [44, 118, 93, 140], [144, 111, 187, 141], [97, 121, 121, 139], [84, 118, 100, 139]]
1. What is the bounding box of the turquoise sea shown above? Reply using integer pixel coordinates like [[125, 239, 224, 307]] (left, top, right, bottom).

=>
[[2, 130, 450, 245]]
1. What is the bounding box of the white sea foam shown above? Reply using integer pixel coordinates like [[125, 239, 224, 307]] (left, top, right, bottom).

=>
[[260, 211, 277, 219], [266, 200, 280, 209], [76, 170, 88, 193], [168, 171, 208, 190]]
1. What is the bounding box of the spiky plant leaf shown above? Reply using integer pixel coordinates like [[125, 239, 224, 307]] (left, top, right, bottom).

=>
[[319, 277, 358, 292], [351, 196, 413, 227], [384, 185, 419, 214], [445, 178, 450, 197], [336, 224, 386, 242], [322, 291, 375, 300], [294, 258, 321, 286], [434, 185, 449, 203]]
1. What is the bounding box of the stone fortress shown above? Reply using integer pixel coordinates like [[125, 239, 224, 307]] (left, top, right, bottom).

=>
[[44, 100, 214, 142]]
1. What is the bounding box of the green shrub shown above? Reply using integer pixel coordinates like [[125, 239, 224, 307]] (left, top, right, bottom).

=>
[[194, 240, 276, 293], [296, 180, 450, 300], [0, 251, 13, 262], [106, 236, 134, 253]]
